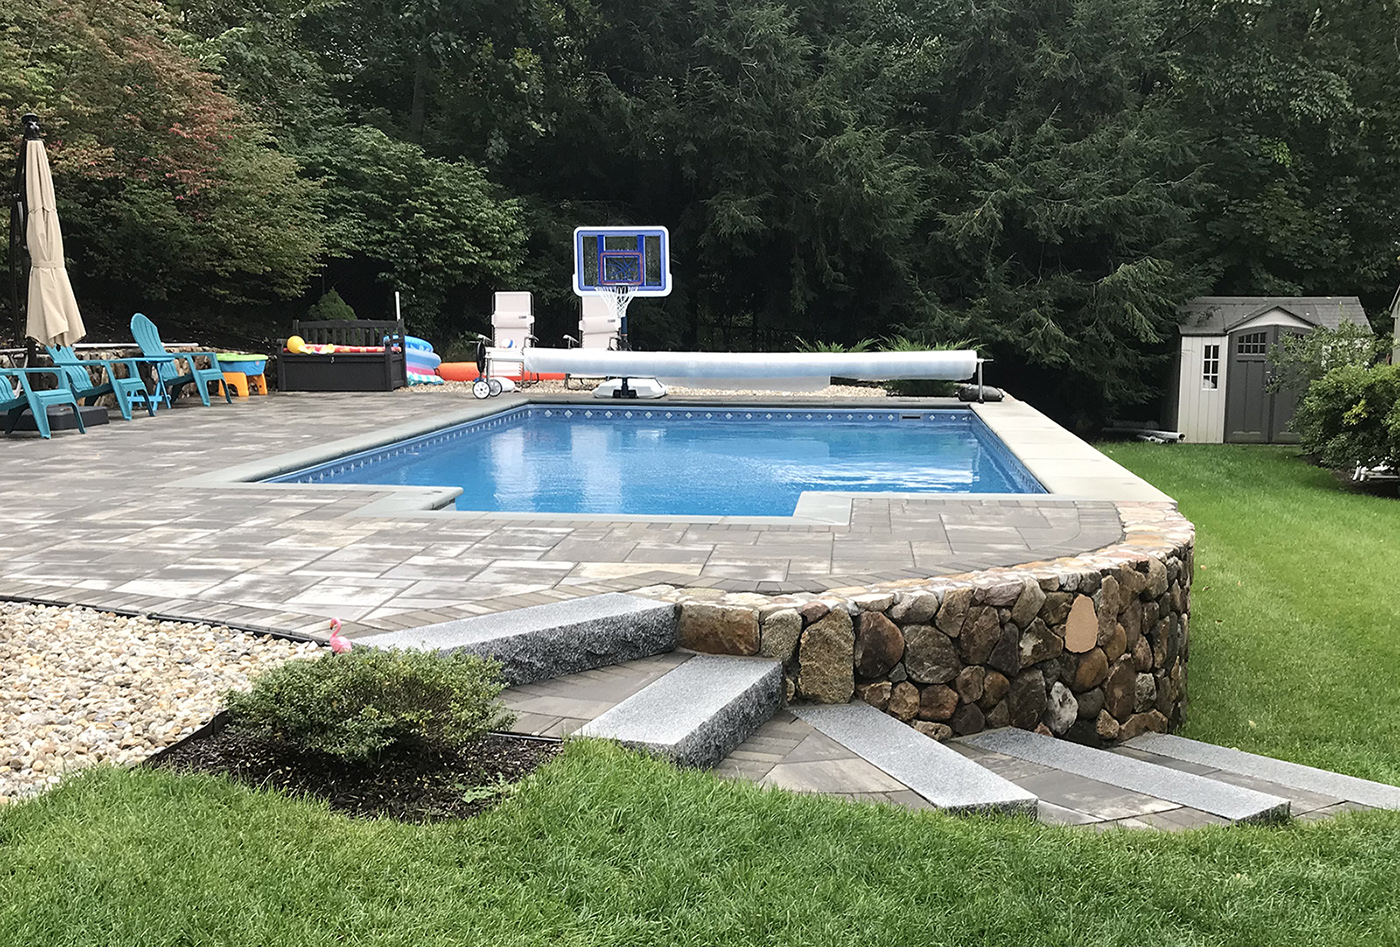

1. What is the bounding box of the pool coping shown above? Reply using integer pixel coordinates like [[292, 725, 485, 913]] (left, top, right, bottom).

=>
[[172, 392, 1173, 526]]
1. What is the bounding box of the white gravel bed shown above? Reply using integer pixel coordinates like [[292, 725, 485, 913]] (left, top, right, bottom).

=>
[[405, 378, 889, 398], [0, 602, 321, 804]]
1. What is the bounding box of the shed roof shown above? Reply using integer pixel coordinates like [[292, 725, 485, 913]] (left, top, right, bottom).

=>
[[1177, 296, 1367, 336]]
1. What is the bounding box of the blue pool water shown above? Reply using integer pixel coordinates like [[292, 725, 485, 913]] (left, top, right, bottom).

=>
[[269, 405, 1044, 516]]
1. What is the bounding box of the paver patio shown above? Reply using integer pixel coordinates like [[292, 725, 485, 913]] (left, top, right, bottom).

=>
[[0, 391, 1127, 640]]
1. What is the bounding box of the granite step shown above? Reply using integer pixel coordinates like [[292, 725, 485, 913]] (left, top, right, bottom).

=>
[[1124, 733, 1400, 810], [959, 728, 1291, 823], [354, 592, 677, 685], [792, 704, 1038, 816], [577, 655, 783, 768]]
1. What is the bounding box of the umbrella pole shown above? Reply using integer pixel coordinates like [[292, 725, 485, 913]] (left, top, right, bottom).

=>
[[9, 114, 39, 366], [7, 122, 23, 363]]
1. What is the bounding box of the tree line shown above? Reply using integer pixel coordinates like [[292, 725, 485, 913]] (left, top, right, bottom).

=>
[[3, 0, 1398, 421]]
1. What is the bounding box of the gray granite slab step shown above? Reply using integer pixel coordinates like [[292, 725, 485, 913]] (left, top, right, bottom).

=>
[[578, 655, 782, 768], [793, 704, 1038, 816], [354, 593, 676, 684], [959, 729, 1290, 823], [1126, 733, 1400, 810]]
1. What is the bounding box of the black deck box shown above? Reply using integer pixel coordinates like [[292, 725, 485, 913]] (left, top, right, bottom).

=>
[[277, 319, 409, 392]]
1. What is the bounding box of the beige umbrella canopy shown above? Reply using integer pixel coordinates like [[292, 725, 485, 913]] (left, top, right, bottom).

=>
[[23, 133, 85, 347]]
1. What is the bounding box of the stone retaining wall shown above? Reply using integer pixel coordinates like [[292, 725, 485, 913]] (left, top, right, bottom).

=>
[[650, 502, 1193, 746]]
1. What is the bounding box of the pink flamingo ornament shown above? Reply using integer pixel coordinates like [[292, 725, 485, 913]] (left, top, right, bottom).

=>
[[329, 617, 353, 654]]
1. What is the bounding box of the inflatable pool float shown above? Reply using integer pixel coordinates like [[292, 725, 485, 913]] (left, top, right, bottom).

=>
[[438, 362, 564, 383], [286, 341, 402, 355], [407, 347, 441, 371]]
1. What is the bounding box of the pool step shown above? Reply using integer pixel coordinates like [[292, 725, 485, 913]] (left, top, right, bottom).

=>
[[355, 592, 677, 685], [792, 704, 1038, 816], [959, 728, 1291, 823], [578, 655, 783, 767], [1122, 733, 1400, 812]]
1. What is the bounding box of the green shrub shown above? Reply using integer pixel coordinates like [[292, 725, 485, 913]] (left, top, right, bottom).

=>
[[1267, 319, 1385, 394], [1292, 362, 1400, 469], [225, 649, 515, 762], [794, 337, 876, 353], [307, 288, 357, 321]]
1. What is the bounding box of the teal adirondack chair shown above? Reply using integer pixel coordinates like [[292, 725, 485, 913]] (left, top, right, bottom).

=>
[[1, 367, 87, 438], [130, 312, 230, 406], [46, 346, 162, 421]]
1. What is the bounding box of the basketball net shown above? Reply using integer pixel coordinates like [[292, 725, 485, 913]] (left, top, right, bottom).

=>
[[597, 284, 635, 350]]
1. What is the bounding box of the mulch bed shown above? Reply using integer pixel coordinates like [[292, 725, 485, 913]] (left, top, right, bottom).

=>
[[147, 720, 562, 822], [1328, 465, 1400, 498]]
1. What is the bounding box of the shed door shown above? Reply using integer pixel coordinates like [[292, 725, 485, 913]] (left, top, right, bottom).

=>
[[1224, 326, 1304, 443], [1269, 335, 1304, 444]]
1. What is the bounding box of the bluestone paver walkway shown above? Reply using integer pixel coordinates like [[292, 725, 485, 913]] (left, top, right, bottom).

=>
[[502, 655, 1237, 829]]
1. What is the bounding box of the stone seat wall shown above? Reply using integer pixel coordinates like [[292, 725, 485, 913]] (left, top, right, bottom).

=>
[[652, 502, 1193, 746]]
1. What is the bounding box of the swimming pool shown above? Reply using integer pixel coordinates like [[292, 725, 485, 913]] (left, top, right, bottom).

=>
[[267, 405, 1044, 516]]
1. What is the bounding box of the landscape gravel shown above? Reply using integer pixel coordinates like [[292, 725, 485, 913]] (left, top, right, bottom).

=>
[[0, 602, 321, 805]]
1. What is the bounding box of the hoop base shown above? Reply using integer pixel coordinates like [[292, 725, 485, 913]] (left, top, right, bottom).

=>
[[592, 377, 666, 399]]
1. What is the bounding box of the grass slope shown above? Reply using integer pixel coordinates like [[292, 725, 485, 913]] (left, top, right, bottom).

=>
[[1103, 445, 1400, 783], [3, 745, 1400, 946]]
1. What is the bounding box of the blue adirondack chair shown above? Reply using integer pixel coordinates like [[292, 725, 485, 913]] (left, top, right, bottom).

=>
[[46, 346, 163, 421], [1, 367, 87, 438], [130, 312, 230, 406]]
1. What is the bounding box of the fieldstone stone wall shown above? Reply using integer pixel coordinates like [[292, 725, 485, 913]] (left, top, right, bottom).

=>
[[645, 502, 1192, 746]]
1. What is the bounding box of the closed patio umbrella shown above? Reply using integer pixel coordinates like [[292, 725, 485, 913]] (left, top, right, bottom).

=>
[[21, 116, 84, 347]]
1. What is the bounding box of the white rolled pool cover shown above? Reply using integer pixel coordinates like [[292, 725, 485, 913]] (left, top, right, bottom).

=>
[[522, 349, 979, 388]]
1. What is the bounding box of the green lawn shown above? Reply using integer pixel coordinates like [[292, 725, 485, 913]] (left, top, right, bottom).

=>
[[4, 445, 1400, 946], [3, 746, 1400, 946], [1102, 444, 1400, 783]]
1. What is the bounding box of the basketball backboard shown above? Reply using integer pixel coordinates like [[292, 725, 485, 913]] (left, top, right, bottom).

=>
[[573, 226, 671, 297]]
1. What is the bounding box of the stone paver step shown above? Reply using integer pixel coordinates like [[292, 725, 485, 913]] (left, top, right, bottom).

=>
[[354, 592, 676, 684], [502, 653, 692, 738], [578, 655, 782, 768], [959, 729, 1290, 823], [1124, 733, 1400, 810], [792, 704, 1038, 816]]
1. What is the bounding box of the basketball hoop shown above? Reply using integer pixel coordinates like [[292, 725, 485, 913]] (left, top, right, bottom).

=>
[[573, 226, 671, 351]]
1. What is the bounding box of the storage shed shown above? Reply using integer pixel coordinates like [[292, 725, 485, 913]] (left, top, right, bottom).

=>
[[1167, 296, 1368, 444]]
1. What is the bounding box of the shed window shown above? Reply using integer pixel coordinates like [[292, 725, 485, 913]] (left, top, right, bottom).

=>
[[1237, 332, 1268, 355], [1202, 344, 1220, 390]]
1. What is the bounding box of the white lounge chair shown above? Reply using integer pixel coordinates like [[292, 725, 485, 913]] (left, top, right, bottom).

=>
[[490, 292, 534, 378], [563, 295, 625, 388], [578, 294, 621, 350]]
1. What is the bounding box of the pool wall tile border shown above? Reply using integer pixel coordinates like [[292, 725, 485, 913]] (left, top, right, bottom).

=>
[[173, 393, 1155, 526], [261, 402, 1046, 500]]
